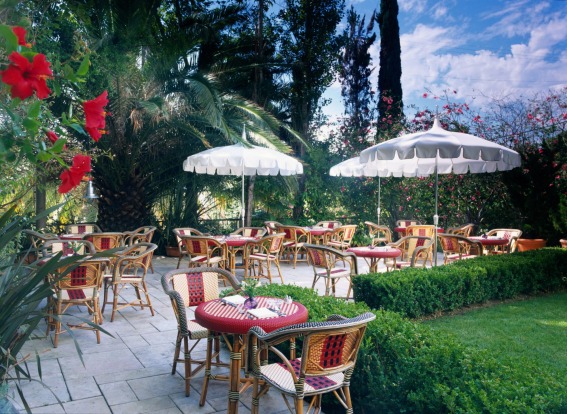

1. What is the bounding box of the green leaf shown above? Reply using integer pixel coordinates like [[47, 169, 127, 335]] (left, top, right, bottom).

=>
[[69, 123, 86, 135], [0, 25, 18, 54], [36, 151, 52, 162], [63, 64, 75, 81], [76, 55, 90, 76], [22, 117, 41, 134], [27, 100, 41, 118], [51, 139, 66, 153]]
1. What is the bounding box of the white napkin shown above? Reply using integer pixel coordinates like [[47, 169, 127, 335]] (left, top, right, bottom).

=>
[[221, 295, 246, 306], [247, 307, 278, 319]]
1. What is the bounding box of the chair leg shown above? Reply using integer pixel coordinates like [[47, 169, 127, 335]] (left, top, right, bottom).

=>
[[274, 259, 284, 284], [172, 331, 182, 374], [101, 278, 109, 314], [199, 333, 214, 405], [141, 281, 155, 316], [110, 284, 119, 322], [183, 336, 191, 397], [53, 301, 62, 348]]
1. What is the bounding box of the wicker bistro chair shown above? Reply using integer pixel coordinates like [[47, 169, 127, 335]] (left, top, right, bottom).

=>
[[22, 229, 59, 261], [180, 235, 228, 269], [247, 312, 376, 414], [123, 226, 157, 272], [406, 225, 437, 266], [447, 223, 475, 238], [324, 224, 358, 252], [64, 223, 102, 234], [173, 227, 210, 269], [385, 236, 434, 270], [243, 233, 286, 283], [437, 234, 483, 264], [264, 220, 283, 235], [394, 219, 420, 240], [364, 221, 393, 246], [41, 239, 97, 257], [485, 228, 523, 254], [161, 267, 241, 398], [45, 257, 109, 347], [277, 225, 311, 268], [83, 232, 125, 252], [101, 242, 157, 322], [231, 227, 267, 238], [304, 244, 358, 299], [314, 220, 342, 229]]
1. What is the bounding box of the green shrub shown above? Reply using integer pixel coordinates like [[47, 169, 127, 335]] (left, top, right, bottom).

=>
[[353, 248, 567, 318], [255, 284, 567, 413]]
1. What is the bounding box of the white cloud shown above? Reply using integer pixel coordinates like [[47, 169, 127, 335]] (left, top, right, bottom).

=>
[[398, 0, 428, 14]]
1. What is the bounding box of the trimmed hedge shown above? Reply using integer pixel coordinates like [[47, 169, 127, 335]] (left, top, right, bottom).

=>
[[353, 248, 567, 318], [255, 282, 567, 413]]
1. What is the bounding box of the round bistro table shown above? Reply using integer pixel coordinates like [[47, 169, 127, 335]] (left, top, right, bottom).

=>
[[305, 226, 332, 244], [195, 296, 308, 414], [347, 246, 402, 272], [215, 236, 259, 273], [468, 236, 509, 254]]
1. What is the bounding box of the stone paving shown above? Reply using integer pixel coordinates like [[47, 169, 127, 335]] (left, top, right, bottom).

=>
[[7, 252, 418, 413]]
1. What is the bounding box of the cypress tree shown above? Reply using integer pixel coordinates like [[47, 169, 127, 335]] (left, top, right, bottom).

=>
[[377, 0, 403, 133]]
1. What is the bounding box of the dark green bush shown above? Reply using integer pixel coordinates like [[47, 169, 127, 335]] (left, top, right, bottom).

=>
[[353, 248, 567, 318], [256, 283, 566, 413]]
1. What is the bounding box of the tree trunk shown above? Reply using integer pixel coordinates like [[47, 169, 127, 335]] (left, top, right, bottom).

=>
[[246, 175, 256, 226]]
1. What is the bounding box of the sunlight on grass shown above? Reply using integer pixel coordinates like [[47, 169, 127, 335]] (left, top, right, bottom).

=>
[[424, 292, 567, 378]]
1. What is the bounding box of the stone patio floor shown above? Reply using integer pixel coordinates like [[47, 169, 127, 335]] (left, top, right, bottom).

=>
[[8, 252, 438, 413]]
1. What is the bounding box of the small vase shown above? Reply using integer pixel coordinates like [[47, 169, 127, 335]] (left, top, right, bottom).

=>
[[244, 296, 258, 309]]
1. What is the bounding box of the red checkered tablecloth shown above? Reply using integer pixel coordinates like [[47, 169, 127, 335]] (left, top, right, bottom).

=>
[[195, 296, 308, 335]]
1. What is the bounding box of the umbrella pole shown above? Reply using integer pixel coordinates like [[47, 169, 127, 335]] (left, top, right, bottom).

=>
[[433, 157, 439, 266], [377, 177, 381, 226], [241, 169, 245, 228]]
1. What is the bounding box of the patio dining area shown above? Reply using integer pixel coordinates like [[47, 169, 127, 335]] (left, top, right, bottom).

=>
[[8, 251, 405, 414]]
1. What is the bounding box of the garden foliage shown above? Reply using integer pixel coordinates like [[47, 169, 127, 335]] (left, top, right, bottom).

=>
[[353, 248, 567, 318]]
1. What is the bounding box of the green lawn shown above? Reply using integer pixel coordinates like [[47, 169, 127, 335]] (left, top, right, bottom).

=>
[[424, 291, 567, 379]]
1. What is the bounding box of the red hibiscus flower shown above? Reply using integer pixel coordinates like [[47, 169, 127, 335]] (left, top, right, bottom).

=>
[[57, 154, 91, 193], [0, 52, 52, 100], [83, 91, 108, 142], [13, 26, 31, 47]]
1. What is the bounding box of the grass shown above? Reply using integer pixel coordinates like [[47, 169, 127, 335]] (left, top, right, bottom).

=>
[[424, 291, 567, 379]]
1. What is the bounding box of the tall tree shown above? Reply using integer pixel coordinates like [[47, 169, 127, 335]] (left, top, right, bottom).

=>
[[278, 0, 345, 219], [377, 0, 403, 134], [339, 6, 377, 155]]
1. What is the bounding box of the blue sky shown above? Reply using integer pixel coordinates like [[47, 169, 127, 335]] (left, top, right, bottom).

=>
[[323, 0, 567, 120]]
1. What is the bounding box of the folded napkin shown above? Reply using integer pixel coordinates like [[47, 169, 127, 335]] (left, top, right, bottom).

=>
[[247, 307, 278, 319], [221, 295, 246, 306]]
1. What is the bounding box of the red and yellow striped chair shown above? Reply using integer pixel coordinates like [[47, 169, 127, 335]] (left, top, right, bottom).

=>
[[181, 235, 227, 269], [305, 243, 358, 299], [385, 235, 434, 270], [437, 233, 483, 264], [244, 233, 286, 283], [161, 267, 241, 398], [324, 224, 358, 252], [46, 257, 109, 347], [247, 312, 376, 414], [101, 242, 157, 322]]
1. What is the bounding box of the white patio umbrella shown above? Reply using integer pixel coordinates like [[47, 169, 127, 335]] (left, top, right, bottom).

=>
[[359, 118, 522, 265], [329, 156, 385, 225], [183, 132, 303, 228]]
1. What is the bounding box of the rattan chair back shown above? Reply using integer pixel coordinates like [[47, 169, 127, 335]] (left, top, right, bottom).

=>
[[65, 223, 102, 234], [231, 227, 267, 238], [364, 221, 393, 246], [83, 232, 125, 252], [42, 239, 97, 257], [314, 220, 342, 229]]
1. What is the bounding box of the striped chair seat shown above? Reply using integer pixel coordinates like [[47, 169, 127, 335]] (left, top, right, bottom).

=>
[[315, 268, 350, 279], [56, 288, 97, 302], [187, 319, 208, 340], [260, 358, 344, 395], [446, 253, 478, 262], [249, 252, 277, 261]]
